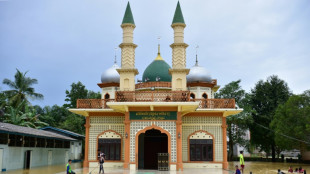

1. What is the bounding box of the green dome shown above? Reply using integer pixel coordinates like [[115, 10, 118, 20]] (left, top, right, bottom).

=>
[[142, 54, 172, 82]]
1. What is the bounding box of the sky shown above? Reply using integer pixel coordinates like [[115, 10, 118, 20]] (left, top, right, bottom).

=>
[[0, 0, 310, 107]]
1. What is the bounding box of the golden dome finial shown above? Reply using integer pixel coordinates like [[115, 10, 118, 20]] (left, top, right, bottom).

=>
[[155, 36, 163, 60]]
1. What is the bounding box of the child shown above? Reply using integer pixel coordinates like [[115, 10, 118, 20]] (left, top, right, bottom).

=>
[[288, 166, 293, 173], [235, 165, 241, 174]]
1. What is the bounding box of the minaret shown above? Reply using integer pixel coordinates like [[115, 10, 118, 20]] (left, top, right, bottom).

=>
[[117, 2, 139, 91], [169, 1, 189, 91]]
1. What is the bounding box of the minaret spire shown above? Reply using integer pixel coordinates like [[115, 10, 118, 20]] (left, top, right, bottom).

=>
[[122, 2, 135, 25], [172, 1, 185, 24]]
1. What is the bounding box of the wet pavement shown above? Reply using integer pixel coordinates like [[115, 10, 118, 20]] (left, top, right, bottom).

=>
[[2, 162, 309, 174]]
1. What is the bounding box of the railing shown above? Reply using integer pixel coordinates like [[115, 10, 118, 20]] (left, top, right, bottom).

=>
[[76, 97, 235, 109], [115, 91, 190, 102], [76, 99, 115, 109], [193, 99, 235, 109], [135, 82, 172, 89]]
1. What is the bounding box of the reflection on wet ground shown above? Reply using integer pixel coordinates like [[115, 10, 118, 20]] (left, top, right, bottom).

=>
[[3, 162, 310, 174]]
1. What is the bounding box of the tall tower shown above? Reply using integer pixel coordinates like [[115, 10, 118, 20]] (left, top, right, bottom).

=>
[[117, 2, 139, 91], [169, 1, 189, 91]]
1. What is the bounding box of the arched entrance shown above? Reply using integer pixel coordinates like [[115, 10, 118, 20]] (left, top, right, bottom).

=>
[[138, 128, 168, 169]]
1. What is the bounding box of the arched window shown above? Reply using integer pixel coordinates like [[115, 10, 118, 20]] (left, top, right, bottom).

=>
[[202, 93, 208, 99], [189, 131, 214, 161], [190, 93, 195, 99], [97, 131, 122, 161], [104, 93, 110, 99]]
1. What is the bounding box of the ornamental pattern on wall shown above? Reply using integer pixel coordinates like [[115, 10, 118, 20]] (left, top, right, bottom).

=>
[[182, 116, 223, 162], [130, 121, 177, 162], [89, 116, 125, 161]]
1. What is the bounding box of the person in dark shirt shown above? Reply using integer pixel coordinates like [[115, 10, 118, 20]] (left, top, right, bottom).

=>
[[99, 154, 105, 174], [235, 165, 241, 174]]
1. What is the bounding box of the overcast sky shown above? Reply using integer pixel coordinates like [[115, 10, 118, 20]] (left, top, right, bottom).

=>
[[1, 0, 310, 107]]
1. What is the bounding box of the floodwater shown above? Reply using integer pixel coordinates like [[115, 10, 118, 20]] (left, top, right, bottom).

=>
[[2, 162, 310, 174]]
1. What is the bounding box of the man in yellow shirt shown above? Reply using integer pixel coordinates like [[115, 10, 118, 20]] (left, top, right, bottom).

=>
[[239, 151, 245, 173]]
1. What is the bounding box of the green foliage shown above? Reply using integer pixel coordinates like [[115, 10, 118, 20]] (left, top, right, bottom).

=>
[[2, 69, 43, 108], [87, 90, 101, 99], [64, 81, 88, 108], [248, 75, 291, 161], [3, 101, 48, 128], [60, 114, 85, 135], [215, 79, 250, 160], [271, 90, 310, 152], [63, 81, 101, 108]]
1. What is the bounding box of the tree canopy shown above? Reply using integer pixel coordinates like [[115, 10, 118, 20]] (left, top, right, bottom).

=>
[[2, 69, 43, 107], [271, 90, 310, 152], [248, 75, 291, 161]]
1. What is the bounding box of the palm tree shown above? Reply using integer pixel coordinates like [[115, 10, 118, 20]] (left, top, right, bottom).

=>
[[2, 69, 43, 107], [4, 101, 48, 128]]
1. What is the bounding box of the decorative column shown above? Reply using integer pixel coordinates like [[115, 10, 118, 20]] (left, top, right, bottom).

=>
[[169, 1, 189, 91], [222, 117, 228, 169], [124, 112, 130, 169], [117, 2, 139, 91], [84, 116, 90, 167], [176, 112, 183, 170]]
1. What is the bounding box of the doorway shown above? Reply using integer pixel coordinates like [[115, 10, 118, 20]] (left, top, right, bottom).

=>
[[138, 129, 168, 169], [24, 150, 31, 169]]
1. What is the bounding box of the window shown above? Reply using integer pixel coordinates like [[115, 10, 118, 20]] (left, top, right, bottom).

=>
[[190, 93, 195, 99], [202, 93, 208, 99], [9, 134, 23, 147], [55, 140, 63, 148], [98, 139, 121, 160], [190, 139, 213, 161], [24, 136, 36, 147], [0, 133, 8, 144], [37, 138, 46, 147], [104, 93, 110, 99], [46, 139, 55, 148], [64, 141, 70, 148]]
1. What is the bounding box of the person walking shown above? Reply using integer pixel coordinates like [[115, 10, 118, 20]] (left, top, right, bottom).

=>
[[99, 154, 105, 174], [239, 151, 245, 173], [66, 159, 75, 174]]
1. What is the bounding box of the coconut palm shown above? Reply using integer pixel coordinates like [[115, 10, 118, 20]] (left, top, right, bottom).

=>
[[2, 69, 43, 107], [4, 100, 48, 128]]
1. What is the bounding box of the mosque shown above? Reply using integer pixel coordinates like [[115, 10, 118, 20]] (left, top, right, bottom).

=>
[[69, 1, 242, 171]]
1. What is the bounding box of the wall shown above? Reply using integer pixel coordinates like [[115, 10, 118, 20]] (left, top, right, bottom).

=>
[[182, 116, 223, 162], [89, 116, 125, 161], [0, 144, 70, 171], [188, 87, 213, 99], [70, 140, 82, 160]]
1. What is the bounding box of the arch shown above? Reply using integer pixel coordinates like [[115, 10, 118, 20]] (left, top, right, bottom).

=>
[[202, 93, 208, 99], [190, 93, 195, 99], [135, 125, 171, 168], [187, 130, 215, 162], [96, 130, 123, 161], [104, 93, 110, 99]]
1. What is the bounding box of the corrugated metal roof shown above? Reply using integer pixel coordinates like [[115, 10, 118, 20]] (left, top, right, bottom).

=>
[[0, 122, 76, 141]]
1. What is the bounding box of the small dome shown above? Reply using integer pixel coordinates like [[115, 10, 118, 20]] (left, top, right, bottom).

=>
[[101, 63, 120, 83], [142, 54, 172, 82], [187, 64, 212, 83]]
